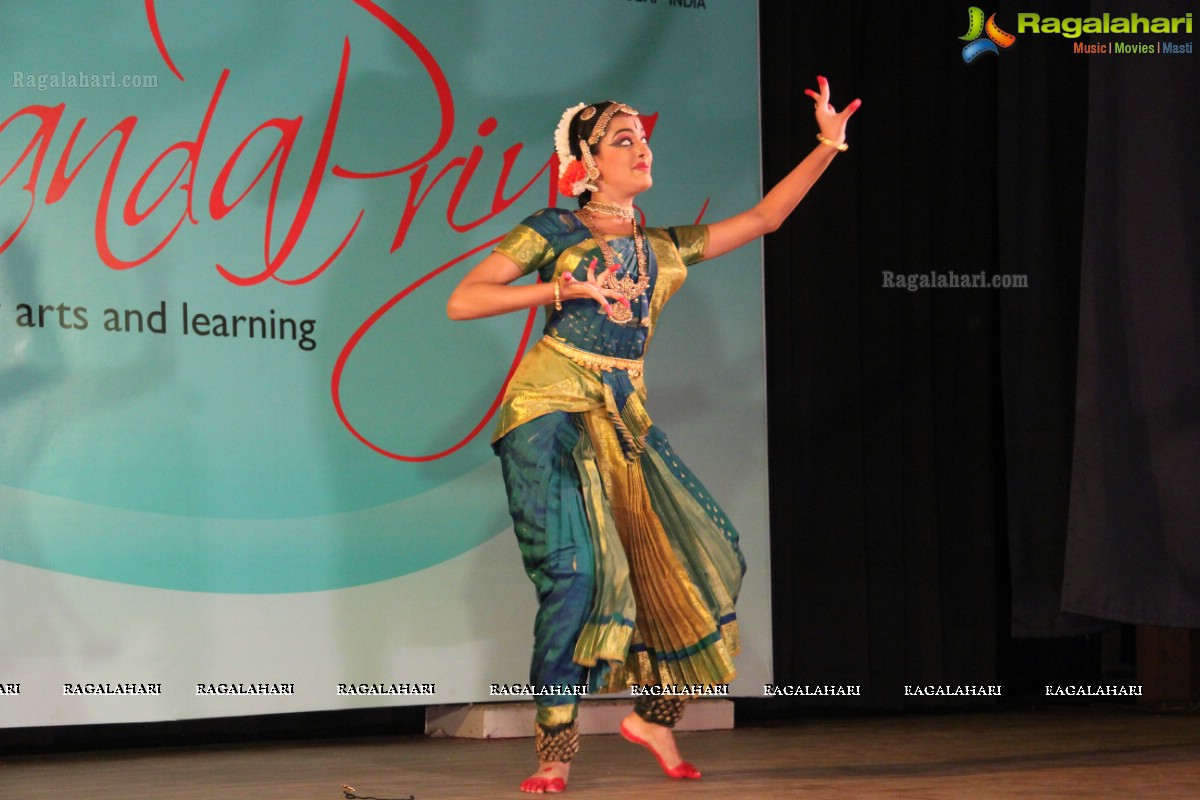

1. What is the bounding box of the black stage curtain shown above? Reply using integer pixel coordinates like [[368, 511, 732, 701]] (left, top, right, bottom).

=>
[[759, 0, 1197, 708]]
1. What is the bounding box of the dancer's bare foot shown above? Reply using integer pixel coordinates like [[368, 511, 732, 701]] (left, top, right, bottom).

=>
[[619, 712, 701, 779], [520, 761, 570, 793]]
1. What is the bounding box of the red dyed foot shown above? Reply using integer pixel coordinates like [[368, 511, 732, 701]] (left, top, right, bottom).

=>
[[619, 720, 702, 779], [520, 764, 568, 793]]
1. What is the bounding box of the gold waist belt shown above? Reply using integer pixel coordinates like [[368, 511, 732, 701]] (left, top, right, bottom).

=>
[[542, 336, 645, 379]]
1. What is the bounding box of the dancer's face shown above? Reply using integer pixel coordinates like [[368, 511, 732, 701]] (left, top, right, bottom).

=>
[[592, 114, 652, 200]]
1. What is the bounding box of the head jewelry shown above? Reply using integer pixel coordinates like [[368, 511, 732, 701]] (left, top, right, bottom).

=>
[[554, 101, 639, 197]]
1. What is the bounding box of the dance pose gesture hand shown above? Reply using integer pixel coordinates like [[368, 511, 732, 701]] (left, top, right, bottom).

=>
[[805, 74, 861, 149], [560, 258, 632, 318]]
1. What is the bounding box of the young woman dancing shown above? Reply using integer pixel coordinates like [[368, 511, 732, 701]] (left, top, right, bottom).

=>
[[448, 76, 859, 793]]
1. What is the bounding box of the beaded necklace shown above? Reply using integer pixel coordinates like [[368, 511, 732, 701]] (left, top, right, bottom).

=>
[[583, 200, 635, 220]]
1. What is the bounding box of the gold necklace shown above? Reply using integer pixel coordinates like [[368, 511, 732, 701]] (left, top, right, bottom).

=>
[[576, 209, 649, 324], [583, 200, 635, 220]]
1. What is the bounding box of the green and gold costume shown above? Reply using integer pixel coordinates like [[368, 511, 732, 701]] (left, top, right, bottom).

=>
[[492, 209, 745, 732]]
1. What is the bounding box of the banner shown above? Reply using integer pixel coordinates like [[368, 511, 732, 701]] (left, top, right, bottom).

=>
[[0, 0, 769, 727]]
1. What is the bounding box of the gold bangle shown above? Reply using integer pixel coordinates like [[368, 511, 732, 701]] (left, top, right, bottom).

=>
[[553, 276, 562, 310], [816, 133, 848, 152]]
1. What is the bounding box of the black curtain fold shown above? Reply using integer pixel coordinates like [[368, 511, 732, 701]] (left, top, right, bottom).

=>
[[1062, 0, 1200, 627], [995, 0, 1101, 638]]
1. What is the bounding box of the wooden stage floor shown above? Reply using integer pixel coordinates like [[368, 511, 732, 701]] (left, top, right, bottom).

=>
[[3, 707, 1199, 799]]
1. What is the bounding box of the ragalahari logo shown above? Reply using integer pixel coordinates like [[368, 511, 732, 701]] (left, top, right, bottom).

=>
[[960, 7, 1017, 62]]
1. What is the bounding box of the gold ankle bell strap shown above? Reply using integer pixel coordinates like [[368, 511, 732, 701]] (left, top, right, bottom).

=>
[[633, 695, 687, 728], [535, 720, 580, 763], [542, 336, 645, 379]]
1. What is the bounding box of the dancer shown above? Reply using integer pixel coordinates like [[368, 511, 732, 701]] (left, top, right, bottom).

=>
[[447, 77, 859, 793]]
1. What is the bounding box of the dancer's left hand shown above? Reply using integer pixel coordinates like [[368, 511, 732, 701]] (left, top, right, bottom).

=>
[[804, 75, 861, 146]]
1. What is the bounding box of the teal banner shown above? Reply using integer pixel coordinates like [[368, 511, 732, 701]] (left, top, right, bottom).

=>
[[0, 0, 769, 725]]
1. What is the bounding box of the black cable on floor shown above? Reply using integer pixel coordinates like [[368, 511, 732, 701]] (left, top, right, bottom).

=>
[[341, 784, 414, 800]]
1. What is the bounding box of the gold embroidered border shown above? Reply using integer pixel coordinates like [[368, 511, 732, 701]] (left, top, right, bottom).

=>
[[542, 336, 645, 378]]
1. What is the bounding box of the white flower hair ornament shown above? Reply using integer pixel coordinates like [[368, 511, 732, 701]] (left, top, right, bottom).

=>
[[554, 102, 596, 197]]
